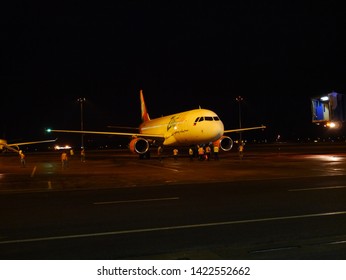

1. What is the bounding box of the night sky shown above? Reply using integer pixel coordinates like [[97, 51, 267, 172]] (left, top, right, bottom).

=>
[[1, 2, 346, 147]]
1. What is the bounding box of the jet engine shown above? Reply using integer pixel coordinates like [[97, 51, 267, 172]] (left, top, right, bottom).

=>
[[129, 138, 150, 154], [213, 136, 233, 151]]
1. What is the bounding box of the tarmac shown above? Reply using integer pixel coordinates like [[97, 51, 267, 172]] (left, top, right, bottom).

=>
[[2, 142, 346, 193]]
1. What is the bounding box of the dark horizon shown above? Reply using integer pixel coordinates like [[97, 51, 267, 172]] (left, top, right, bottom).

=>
[[1, 2, 346, 145]]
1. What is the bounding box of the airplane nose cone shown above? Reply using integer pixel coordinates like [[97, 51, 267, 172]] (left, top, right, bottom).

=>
[[204, 120, 224, 141], [215, 120, 224, 139]]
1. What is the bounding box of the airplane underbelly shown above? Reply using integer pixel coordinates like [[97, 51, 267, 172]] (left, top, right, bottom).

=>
[[174, 131, 189, 144]]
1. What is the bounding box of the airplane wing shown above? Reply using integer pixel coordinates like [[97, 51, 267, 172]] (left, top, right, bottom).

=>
[[46, 129, 165, 139], [48, 126, 266, 138], [223, 125, 266, 134], [1, 144, 20, 153], [5, 139, 57, 152], [107, 125, 138, 130], [6, 139, 57, 147]]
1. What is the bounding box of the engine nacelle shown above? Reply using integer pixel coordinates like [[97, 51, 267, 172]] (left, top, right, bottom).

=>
[[213, 136, 233, 151], [129, 138, 150, 154]]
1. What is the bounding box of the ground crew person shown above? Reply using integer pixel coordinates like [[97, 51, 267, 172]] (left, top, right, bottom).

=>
[[173, 148, 178, 160], [81, 148, 86, 162], [189, 147, 194, 161], [198, 146, 205, 161], [213, 145, 219, 160], [238, 142, 244, 160], [61, 151, 68, 168], [19, 150, 26, 167], [157, 146, 163, 162], [205, 145, 211, 161]]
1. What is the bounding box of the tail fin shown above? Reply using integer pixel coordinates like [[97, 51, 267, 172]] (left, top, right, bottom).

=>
[[140, 89, 150, 122]]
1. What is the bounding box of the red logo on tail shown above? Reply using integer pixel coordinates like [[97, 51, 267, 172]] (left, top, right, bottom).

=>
[[140, 90, 150, 122]]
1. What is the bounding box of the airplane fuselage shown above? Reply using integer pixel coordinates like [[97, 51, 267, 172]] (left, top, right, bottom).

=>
[[139, 109, 224, 146]]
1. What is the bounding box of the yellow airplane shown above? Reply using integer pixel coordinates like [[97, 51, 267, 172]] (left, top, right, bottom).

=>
[[0, 138, 57, 153], [47, 90, 265, 157]]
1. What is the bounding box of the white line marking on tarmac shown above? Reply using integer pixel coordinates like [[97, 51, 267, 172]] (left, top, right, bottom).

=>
[[289, 186, 346, 192], [30, 166, 37, 177], [146, 165, 179, 172], [130, 161, 179, 172], [250, 246, 299, 254], [327, 240, 346, 245], [93, 197, 180, 205], [1, 211, 346, 245]]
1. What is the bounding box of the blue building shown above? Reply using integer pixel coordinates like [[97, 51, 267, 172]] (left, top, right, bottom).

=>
[[311, 92, 346, 128]]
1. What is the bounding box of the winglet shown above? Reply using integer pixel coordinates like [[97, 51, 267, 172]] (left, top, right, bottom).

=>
[[140, 89, 150, 122]]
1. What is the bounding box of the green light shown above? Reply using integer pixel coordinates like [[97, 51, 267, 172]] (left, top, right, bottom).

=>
[[46, 128, 52, 133]]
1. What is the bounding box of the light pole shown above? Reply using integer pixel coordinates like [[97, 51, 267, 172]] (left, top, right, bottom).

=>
[[236, 96, 243, 143], [77, 97, 86, 149]]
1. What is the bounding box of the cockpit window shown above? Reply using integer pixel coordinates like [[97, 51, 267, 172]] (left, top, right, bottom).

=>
[[194, 116, 220, 124]]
